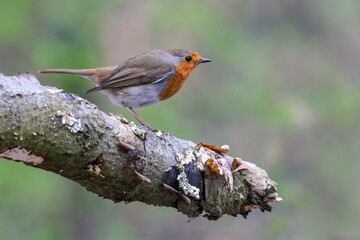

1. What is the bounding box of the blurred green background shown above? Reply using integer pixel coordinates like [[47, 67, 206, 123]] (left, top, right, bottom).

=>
[[1, 0, 360, 239]]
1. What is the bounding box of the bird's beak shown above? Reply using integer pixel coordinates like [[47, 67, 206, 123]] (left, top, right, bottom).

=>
[[198, 58, 212, 63]]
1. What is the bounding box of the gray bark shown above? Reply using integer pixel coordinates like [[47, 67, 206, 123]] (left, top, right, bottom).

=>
[[0, 73, 282, 220]]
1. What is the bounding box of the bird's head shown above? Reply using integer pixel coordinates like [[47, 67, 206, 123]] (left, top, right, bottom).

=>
[[166, 48, 211, 66], [165, 49, 211, 76]]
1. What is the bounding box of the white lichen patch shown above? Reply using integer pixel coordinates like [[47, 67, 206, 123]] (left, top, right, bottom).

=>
[[175, 149, 195, 166], [129, 122, 146, 139], [177, 171, 200, 199], [0, 147, 44, 165], [56, 111, 83, 133], [174, 149, 200, 199]]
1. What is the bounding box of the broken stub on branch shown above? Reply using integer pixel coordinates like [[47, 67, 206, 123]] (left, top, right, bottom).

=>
[[162, 142, 282, 219]]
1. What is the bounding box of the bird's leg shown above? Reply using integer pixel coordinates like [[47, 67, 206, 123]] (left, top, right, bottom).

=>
[[125, 107, 152, 129]]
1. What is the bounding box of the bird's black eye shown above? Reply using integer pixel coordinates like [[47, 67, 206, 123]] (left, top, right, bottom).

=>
[[185, 55, 192, 62]]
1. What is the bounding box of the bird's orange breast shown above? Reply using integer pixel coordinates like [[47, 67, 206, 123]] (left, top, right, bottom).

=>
[[158, 61, 196, 101]]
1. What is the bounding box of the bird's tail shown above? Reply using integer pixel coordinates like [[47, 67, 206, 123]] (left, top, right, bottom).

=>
[[39, 66, 116, 83], [39, 68, 96, 75], [39, 68, 100, 82]]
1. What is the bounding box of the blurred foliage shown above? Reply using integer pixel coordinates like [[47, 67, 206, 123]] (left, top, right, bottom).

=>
[[1, 0, 360, 239]]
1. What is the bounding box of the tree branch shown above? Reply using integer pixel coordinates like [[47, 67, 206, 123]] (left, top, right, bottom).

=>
[[0, 73, 282, 220]]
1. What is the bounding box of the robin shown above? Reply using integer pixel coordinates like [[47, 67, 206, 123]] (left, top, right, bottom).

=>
[[40, 49, 211, 129]]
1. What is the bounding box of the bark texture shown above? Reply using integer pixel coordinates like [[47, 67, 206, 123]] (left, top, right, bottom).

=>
[[0, 73, 282, 220]]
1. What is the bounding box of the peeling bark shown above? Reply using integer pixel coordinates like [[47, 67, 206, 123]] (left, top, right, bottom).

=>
[[0, 73, 282, 220]]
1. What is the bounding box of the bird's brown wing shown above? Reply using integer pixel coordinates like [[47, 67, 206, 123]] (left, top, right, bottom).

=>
[[85, 52, 176, 93]]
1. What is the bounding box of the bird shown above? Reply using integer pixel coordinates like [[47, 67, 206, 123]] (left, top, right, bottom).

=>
[[39, 49, 211, 129]]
